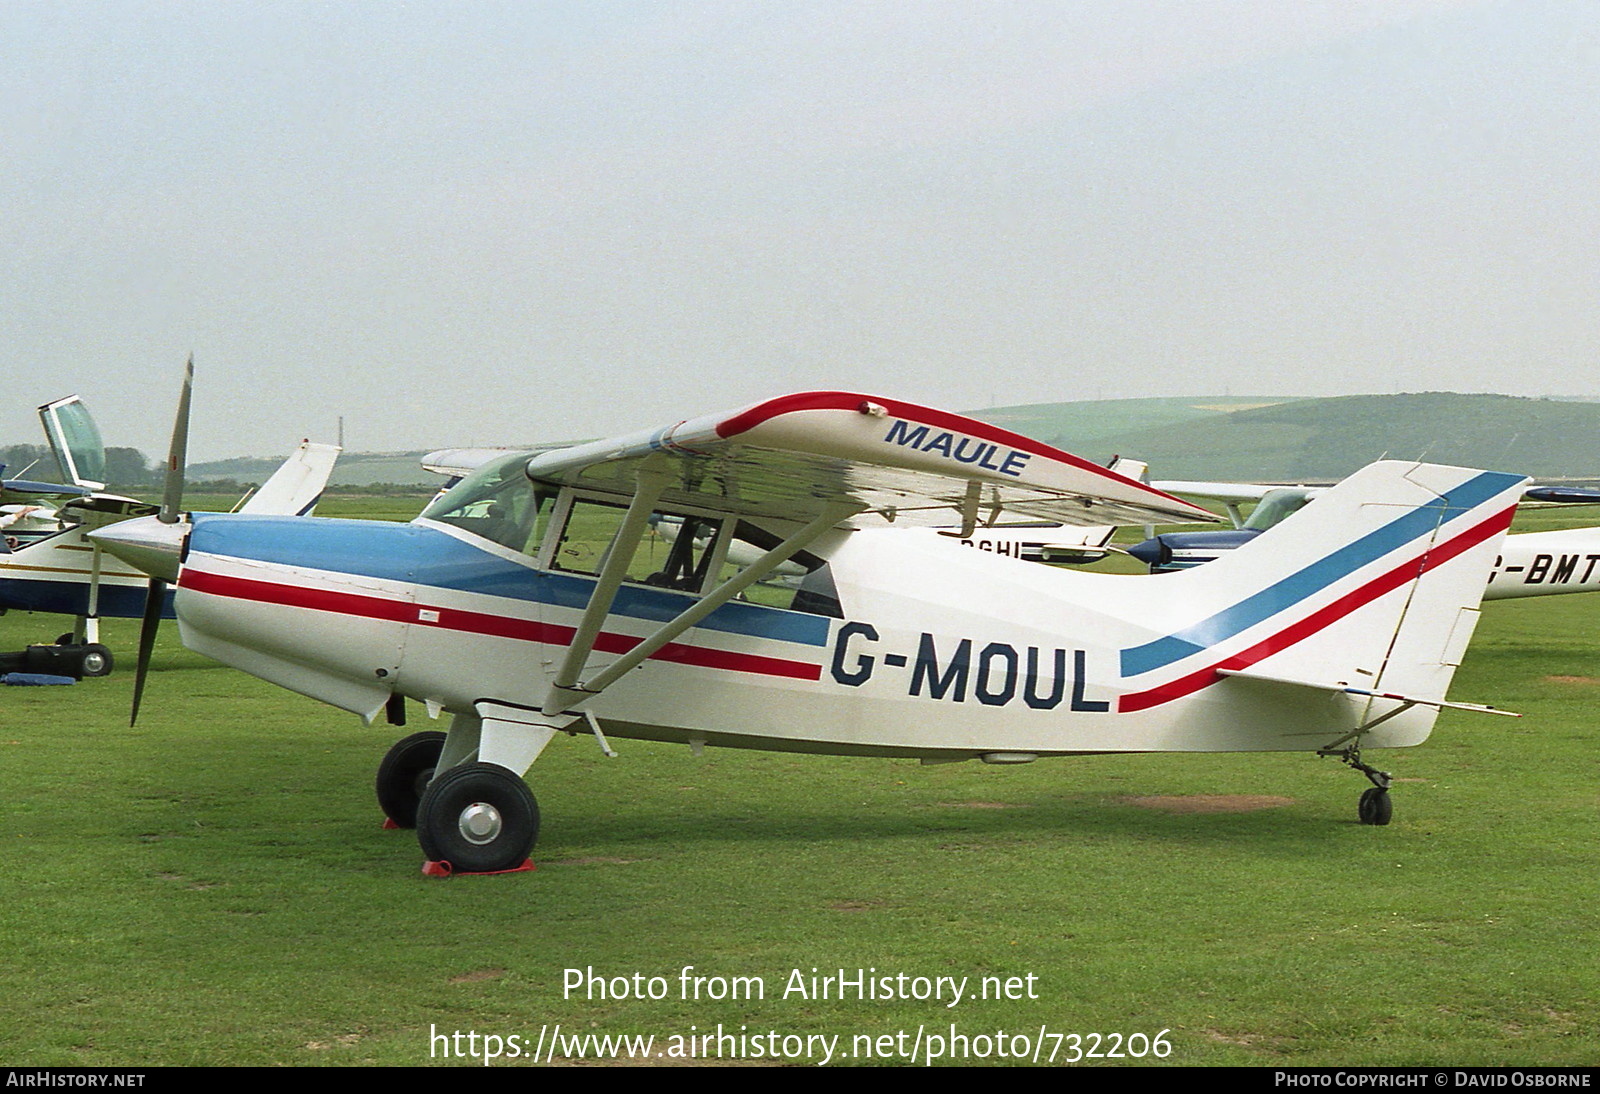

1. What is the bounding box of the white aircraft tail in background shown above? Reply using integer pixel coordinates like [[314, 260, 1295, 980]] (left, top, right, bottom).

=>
[[236, 441, 342, 517]]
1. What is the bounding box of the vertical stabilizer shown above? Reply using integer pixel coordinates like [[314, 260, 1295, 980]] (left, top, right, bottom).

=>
[[238, 442, 342, 517], [1115, 461, 1526, 746]]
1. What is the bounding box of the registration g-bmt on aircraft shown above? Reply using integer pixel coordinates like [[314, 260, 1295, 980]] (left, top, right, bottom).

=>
[[93, 387, 1528, 874]]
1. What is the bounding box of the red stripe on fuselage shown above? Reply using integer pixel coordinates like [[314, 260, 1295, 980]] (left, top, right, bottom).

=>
[[178, 568, 823, 682], [1117, 506, 1515, 713]]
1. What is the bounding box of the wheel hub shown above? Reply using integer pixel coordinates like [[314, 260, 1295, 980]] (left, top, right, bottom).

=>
[[457, 801, 503, 845]]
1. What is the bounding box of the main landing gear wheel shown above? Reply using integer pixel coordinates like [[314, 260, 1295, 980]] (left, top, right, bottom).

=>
[[1358, 787, 1393, 826], [375, 730, 447, 829], [416, 762, 539, 873]]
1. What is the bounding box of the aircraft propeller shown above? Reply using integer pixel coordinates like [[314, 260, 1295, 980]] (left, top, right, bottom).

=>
[[130, 356, 193, 725]]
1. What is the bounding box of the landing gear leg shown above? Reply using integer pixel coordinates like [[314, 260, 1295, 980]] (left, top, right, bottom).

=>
[[1320, 745, 1394, 826]]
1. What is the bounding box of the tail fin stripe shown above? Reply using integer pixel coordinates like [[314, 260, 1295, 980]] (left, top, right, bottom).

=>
[[1117, 504, 1515, 712], [1120, 470, 1521, 677]]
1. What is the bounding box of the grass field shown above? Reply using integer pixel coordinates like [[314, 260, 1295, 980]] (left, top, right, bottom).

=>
[[1, 501, 1597, 1066]]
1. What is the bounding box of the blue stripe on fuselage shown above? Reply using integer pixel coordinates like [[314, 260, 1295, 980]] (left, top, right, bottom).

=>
[[1119, 470, 1522, 678], [186, 513, 831, 647], [0, 577, 174, 619]]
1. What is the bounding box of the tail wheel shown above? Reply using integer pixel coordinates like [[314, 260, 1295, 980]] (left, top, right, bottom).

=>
[[375, 730, 447, 829], [1358, 787, 1393, 826], [416, 762, 539, 873]]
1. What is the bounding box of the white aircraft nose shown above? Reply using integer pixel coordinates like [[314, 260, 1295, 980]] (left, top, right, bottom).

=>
[[89, 515, 187, 583]]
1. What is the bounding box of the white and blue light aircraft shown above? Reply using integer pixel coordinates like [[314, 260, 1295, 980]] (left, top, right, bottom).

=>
[[3, 386, 340, 676], [1134, 480, 1600, 601], [1, 440, 340, 677], [94, 383, 1527, 874], [1, 395, 108, 549]]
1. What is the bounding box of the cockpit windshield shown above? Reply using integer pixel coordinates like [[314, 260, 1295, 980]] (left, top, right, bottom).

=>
[[38, 396, 107, 489], [418, 452, 551, 554], [1242, 488, 1313, 532]]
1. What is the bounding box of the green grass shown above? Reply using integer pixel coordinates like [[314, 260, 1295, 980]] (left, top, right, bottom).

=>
[[1, 505, 1597, 1066]]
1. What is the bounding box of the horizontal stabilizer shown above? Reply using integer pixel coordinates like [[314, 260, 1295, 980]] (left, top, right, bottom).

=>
[[1216, 668, 1519, 717]]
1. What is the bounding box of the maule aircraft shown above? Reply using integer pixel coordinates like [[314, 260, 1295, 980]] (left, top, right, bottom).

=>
[[95, 378, 1529, 874]]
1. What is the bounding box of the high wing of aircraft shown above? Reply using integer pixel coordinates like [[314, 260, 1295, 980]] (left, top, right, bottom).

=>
[[94, 384, 1526, 875], [0, 437, 340, 678]]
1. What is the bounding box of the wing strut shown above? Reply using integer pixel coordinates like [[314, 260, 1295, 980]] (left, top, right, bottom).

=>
[[542, 497, 863, 716], [543, 459, 674, 711]]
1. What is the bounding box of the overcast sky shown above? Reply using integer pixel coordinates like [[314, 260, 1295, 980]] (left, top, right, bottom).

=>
[[4, 0, 1598, 461]]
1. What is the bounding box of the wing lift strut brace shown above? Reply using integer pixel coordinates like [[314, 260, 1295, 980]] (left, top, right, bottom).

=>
[[540, 460, 864, 732]]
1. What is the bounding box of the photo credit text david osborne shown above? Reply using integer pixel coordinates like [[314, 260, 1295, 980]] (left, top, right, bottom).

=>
[[427, 965, 1176, 1065]]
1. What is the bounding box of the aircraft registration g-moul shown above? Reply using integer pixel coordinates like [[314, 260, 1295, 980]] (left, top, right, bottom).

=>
[[94, 386, 1528, 875]]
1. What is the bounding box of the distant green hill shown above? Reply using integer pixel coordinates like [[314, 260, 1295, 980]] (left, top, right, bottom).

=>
[[974, 393, 1600, 480], [971, 395, 1303, 448], [186, 392, 1600, 488]]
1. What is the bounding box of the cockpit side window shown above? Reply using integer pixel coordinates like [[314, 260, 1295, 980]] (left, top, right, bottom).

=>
[[419, 453, 554, 555], [1242, 490, 1313, 532], [484, 491, 844, 616], [551, 498, 725, 592]]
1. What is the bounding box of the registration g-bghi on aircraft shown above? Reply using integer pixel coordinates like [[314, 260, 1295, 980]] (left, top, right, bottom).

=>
[[93, 380, 1528, 875]]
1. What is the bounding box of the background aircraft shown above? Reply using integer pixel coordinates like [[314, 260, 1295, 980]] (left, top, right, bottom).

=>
[[0, 388, 340, 677], [96, 384, 1523, 874], [1129, 480, 1600, 602], [1, 395, 106, 549], [915, 457, 1149, 565]]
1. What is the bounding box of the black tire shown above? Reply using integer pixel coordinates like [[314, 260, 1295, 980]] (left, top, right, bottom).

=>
[[375, 730, 448, 829], [416, 762, 539, 873], [77, 644, 114, 678], [1358, 787, 1393, 826], [55, 633, 76, 647]]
